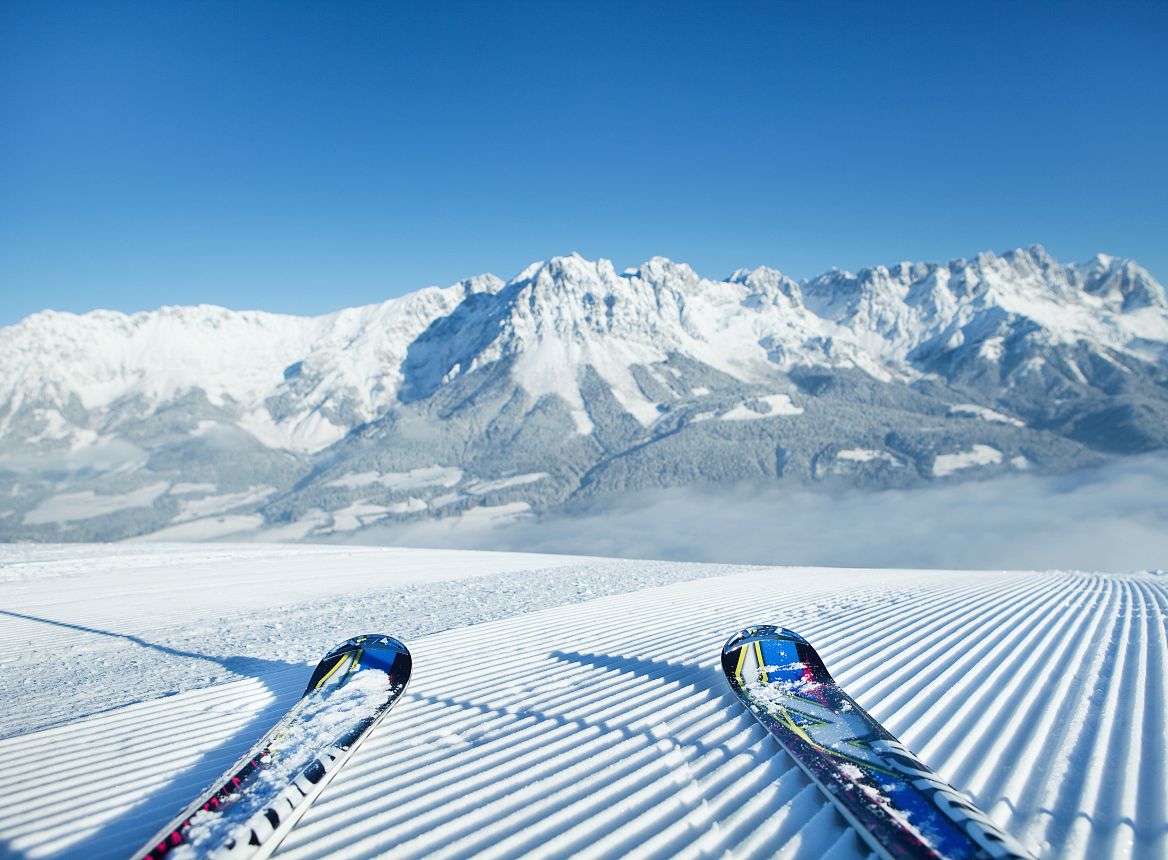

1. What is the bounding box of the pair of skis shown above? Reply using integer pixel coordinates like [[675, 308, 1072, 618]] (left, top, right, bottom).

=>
[[134, 628, 1031, 859]]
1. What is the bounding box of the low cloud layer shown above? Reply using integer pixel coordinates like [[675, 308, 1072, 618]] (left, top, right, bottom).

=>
[[358, 454, 1168, 572]]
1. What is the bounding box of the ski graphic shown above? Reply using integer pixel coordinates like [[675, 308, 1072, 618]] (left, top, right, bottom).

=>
[[134, 634, 412, 860], [722, 626, 1032, 860]]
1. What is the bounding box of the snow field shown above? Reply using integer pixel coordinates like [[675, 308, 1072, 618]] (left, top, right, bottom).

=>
[[274, 570, 1165, 860], [719, 394, 804, 421], [21, 482, 170, 525], [932, 444, 1004, 477], [0, 547, 1163, 860]]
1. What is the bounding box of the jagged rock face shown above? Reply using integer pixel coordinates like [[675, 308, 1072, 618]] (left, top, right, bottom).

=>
[[1, 246, 1165, 541]]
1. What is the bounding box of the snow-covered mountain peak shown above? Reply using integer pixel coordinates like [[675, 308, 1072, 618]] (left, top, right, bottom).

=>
[[527, 251, 603, 279], [503, 254, 713, 342], [728, 266, 804, 308], [517, 253, 621, 297], [1, 302, 315, 414], [632, 255, 702, 289], [3, 245, 1168, 543], [1076, 255, 1166, 311], [493, 255, 720, 429], [463, 272, 507, 294], [2, 246, 1166, 470], [981, 244, 1056, 279], [728, 264, 788, 287]]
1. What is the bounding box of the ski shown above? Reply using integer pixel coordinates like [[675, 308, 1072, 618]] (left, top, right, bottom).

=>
[[134, 634, 412, 860], [722, 626, 1032, 860]]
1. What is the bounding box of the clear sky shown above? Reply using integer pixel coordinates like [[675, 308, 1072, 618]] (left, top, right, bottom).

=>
[[2, 1, 1165, 326]]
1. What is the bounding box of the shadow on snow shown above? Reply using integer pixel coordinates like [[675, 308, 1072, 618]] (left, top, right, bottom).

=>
[[0, 609, 308, 860]]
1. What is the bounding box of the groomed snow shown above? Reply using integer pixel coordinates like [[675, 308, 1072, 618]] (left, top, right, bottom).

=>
[[0, 545, 1162, 860], [173, 668, 394, 859]]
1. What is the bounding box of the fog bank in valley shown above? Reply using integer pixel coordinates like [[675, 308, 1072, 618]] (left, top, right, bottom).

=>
[[359, 454, 1168, 572]]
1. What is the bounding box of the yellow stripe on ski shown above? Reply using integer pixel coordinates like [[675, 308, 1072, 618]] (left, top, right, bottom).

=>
[[313, 650, 356, 690], [753, 641, 768, 684]]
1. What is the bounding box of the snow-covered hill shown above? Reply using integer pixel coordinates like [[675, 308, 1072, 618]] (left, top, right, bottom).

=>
[[2, 247, 1166, 542], [0, 544, 1162, 859]]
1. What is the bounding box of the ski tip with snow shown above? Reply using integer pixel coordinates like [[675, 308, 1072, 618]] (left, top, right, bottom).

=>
[[722, 625, 1033, 860], [135, 634, 412, 860], [303, 634, 411, 697]]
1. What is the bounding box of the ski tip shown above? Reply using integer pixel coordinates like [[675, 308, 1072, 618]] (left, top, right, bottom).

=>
[[721, 625, 808, 656], [326, 634, 410, 658], [306, 634, 413, 696]]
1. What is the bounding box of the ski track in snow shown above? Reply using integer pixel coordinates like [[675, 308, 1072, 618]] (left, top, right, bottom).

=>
[[0, 546, 1164, 860]]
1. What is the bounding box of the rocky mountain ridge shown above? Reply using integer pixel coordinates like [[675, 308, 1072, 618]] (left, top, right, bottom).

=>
[[2, 246, 1165, 541]]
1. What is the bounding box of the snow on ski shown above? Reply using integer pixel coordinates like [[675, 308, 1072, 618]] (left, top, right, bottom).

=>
[[722, 625, 1033, 860], [133, 634, 412, 860]]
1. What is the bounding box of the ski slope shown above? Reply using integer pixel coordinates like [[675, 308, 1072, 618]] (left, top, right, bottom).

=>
[[0, 545, 1164, 860]]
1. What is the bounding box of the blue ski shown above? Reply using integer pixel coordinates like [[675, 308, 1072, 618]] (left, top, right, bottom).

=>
[[134, 634, 412, 860], [722, 626, 1032, 860]]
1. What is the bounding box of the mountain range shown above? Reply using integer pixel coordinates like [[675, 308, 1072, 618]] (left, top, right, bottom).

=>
[[2, 245, 1166, 542]]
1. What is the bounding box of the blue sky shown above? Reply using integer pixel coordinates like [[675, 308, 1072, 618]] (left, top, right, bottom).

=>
[[2, 1, 1165, 325]]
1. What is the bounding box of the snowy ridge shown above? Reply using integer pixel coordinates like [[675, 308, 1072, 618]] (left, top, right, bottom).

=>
[[0, 546, 1162, 859], [2, 247, 1167, 542], [2, 246, 1164, 452], [0, 275, 504, 453]]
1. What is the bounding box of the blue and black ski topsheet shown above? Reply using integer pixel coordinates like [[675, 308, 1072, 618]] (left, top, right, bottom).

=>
[[135, 634, 412, 860], [722, 626, 1032, 860]]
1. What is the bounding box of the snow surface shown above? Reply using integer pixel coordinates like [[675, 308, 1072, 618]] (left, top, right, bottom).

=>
[[0, 544, 1163, 860], [172, 486, 276, 523], [135, 514, 267, 541], [22, 482, 170, 524], [837, 448, 883, 462], [453, 501, 533, 524], [326, 467, 463, 492], [463, 473, 549, 494], [948, 404, 1025, 427], [173, 668, 394, 859], [329, 502, 410, 532], [720, 394, 804, 421], [933, 445, 1004, 477], [827, 449, 907, 475]]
